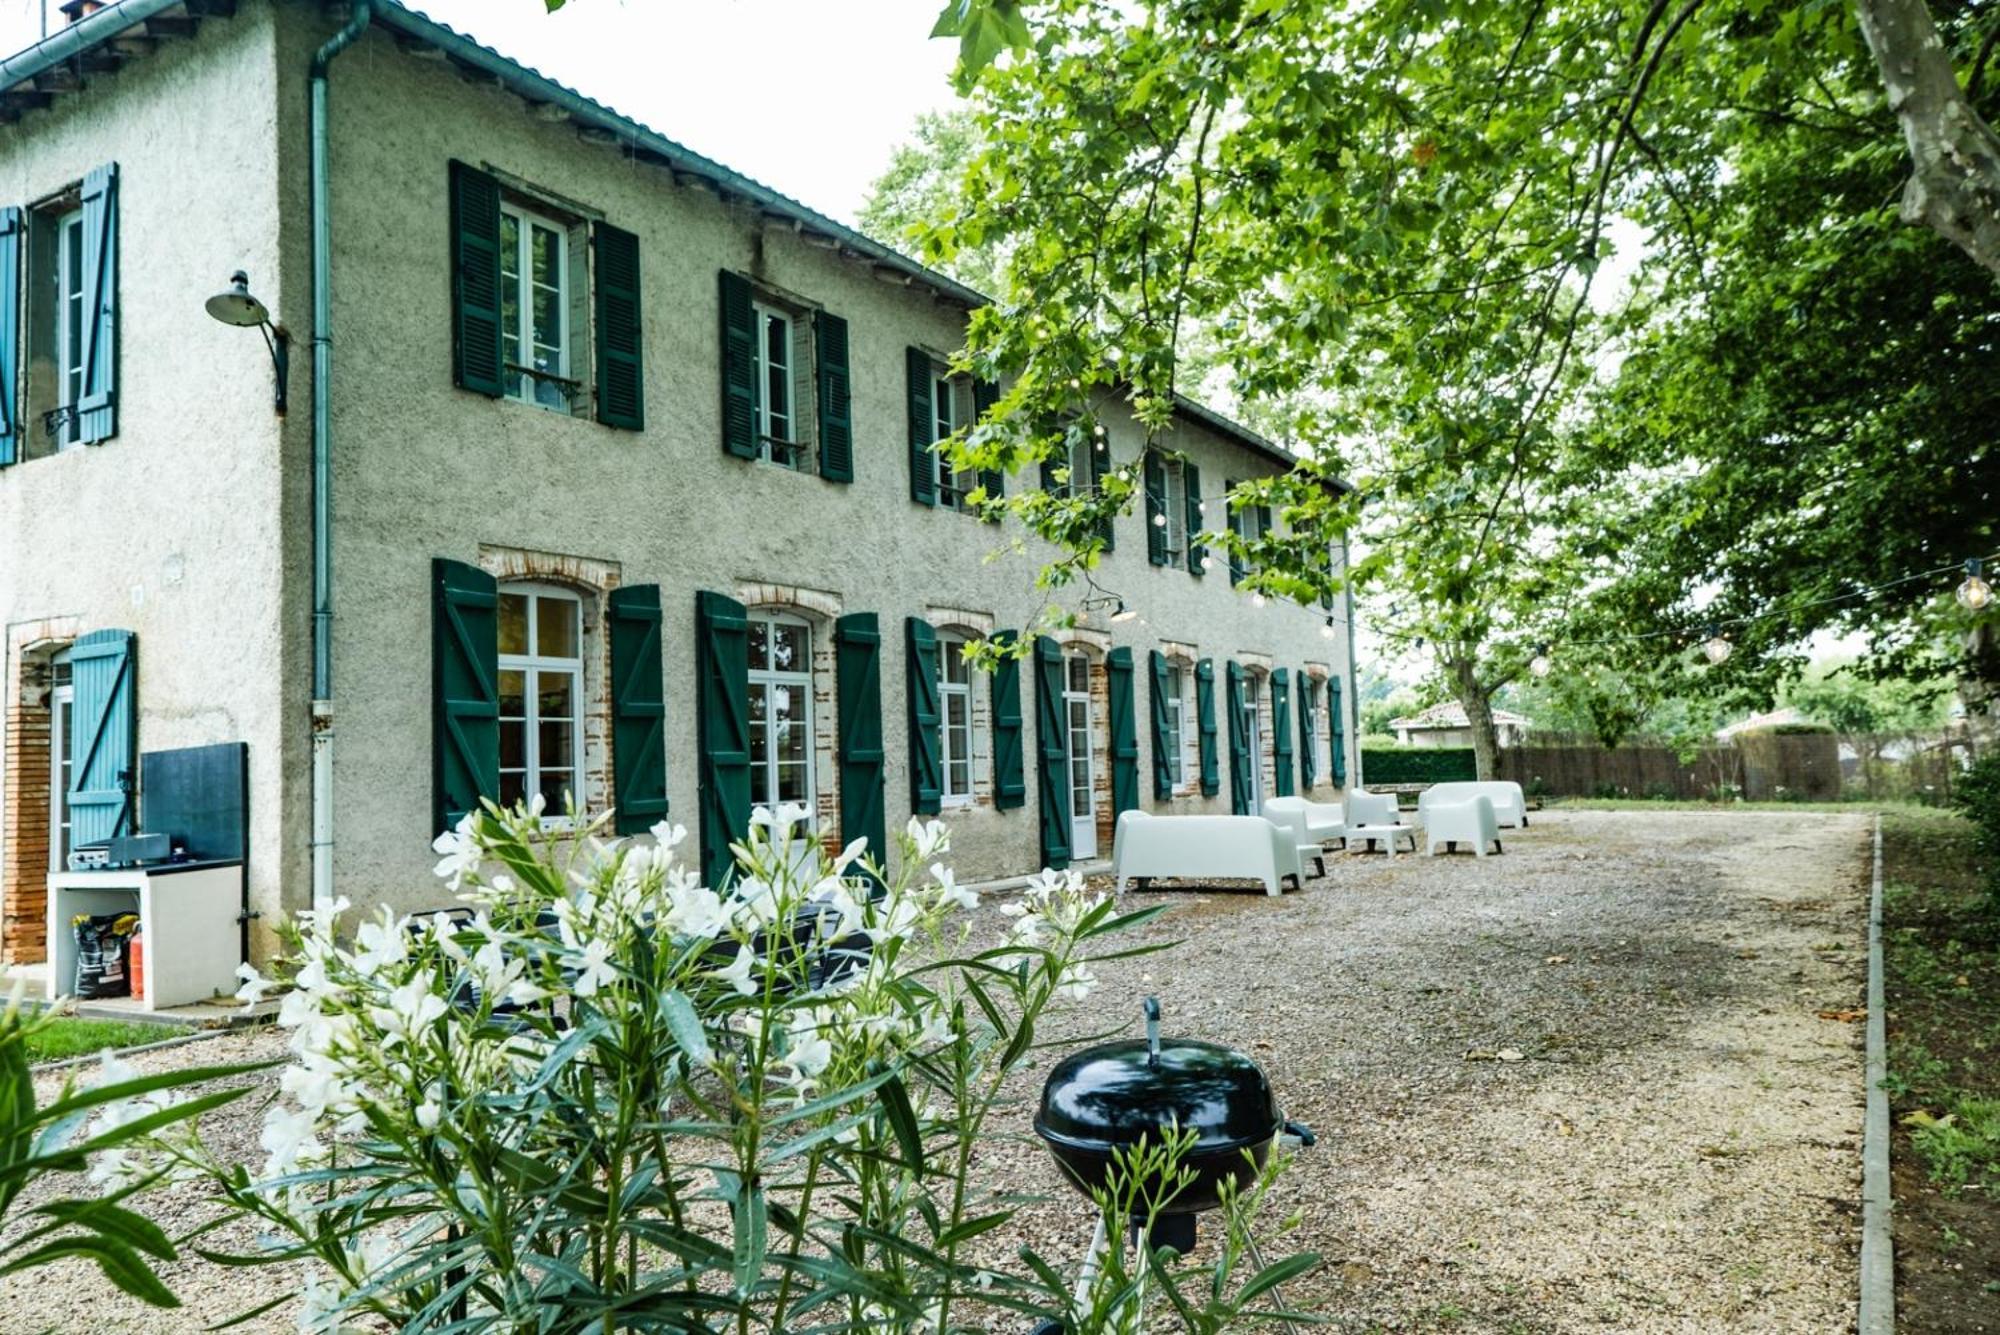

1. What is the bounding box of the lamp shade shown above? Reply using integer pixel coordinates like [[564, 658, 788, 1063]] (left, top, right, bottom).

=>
[[205, 271, 269, 328]]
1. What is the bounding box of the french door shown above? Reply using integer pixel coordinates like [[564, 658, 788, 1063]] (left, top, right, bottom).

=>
[[1064, 651, 1097, 860]]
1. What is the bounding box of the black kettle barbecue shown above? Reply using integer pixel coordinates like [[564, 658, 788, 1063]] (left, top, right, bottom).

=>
[[1033, 996, 1315, 1252]]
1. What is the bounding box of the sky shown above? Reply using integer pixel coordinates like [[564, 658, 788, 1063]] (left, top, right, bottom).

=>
[[0, 0, 958, 224]]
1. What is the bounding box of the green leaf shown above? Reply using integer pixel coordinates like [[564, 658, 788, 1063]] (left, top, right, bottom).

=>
[[731, 1180, 767, 1297], [659, 989, 713, 1068], [874, 1069, 926, 1173]]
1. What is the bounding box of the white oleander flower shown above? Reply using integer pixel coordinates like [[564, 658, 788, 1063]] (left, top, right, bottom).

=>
[[665, 879, 728, 939], [352, 913, 408, 977], [233, 962, 275, 1008], [710, 946, 759, 997], [572, 938, 618, 997], [930, 863, 978, 912], [906, 816, 950, 860], [431, 817, 482, 889], [648, 819, 690, 851], [259, 1104, 324, 1181]]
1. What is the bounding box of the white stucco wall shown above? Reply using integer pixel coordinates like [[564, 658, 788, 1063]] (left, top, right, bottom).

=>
[[0, 6, 307, 963], [297, 13, 1355, 917]]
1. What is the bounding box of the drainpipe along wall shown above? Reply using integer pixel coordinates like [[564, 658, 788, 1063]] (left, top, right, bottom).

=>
[[308, 2, 373, 913]]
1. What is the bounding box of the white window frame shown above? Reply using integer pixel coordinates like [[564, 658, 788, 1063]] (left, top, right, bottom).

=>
[[747, 610, 816, 817], [752, 301, 798, 466], [939, 633, 976, 806], [49, 653, 72, 872], [1159, 459, 1187, 561], [1162, 660, 1188, 791], [498, 201, 573, 413], [54, 207, 84, 447], [497, 583, 585, 821]]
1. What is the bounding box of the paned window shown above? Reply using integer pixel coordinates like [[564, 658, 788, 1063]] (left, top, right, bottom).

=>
[[748, 612, 814, 814], [499, 203, 573, 411], [940, 634, 975, 804], [1163, 661, 1188, 789], [498, 585, 584, 814]]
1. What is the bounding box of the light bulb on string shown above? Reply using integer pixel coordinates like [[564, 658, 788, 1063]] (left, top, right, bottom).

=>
[[1529, 646, 1552, 679], [1958, 558, 1993, 612], [1251, 592, 1267, 608], [1321, 615, 1336, 640], [1152, 512, 1166, 528], [1200, 555, 1215, 572], [1701, 628, 1732, 666], [1109, 599, 1136, 624]]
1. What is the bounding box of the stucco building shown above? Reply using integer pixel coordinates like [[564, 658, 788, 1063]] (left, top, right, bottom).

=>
[[1389, 702, 1532, 750], [0, 0, 1357, 970]]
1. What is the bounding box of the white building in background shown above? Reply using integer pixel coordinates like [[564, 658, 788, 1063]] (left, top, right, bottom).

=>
[[1390, 701, 1533, 749]]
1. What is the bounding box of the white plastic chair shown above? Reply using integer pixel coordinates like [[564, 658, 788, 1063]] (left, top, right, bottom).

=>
[[1424, 795, 1502, 857], [1259, 804, 1327, 878]]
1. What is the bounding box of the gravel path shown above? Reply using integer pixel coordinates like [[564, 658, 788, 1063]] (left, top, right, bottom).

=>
[[0, 809, 1870, 1333]]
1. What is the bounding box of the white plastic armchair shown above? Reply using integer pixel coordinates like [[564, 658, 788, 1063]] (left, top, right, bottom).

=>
[[1345, 789, 1399, 827], [1424, 795, 1502, 857], [1258, 804, 1327, 878], [1264, 795, 1347, 848]]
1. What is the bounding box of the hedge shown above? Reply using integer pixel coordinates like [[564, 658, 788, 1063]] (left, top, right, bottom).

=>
[[1361, 746, 1477, 784]]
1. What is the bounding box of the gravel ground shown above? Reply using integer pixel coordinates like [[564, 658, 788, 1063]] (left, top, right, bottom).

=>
[[0, 809, 1870, 1333]]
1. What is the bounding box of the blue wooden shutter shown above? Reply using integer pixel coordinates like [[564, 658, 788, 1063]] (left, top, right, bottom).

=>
[[1329, 675, 1348, 786], [906, 347, 936, 505], [695, 590, 751, 886], [1090, 435, 1114, 550], [1147, 650, 1173, 800], [1225, 661, 1252, 815], [1225, 478, 1247, 585], [77, 163, 118, 444], [1033, 635, 1071, 869], [906, 617, 942, 814], [990, 629, 1026, 809], [608, 584, 666, 834], [68, 628, 137, 847], [448, 161, 504, 398], [974, 378, 1003, 519], [1107, 647, 1139, 819], [593, 221, 644, 430], [1144, 451, 1169, 566], [432, 559, 499, 833], [1184, 462, 1205, 575], [1271, 668, 1294, 798], [1299, 675, 1317, 792], [719, 271, 757, 459], [1195, 658, 1219, 796], [816, 311, 853, 482], [835, 614, 887, 870], [0, 206, 20, 467]]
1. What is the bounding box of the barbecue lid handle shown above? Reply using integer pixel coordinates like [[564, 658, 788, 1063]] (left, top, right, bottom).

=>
[[1143, 995, 1161, 1067]]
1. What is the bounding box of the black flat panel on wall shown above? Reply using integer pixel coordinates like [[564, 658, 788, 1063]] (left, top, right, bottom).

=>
[[140, 743, 247, 864]]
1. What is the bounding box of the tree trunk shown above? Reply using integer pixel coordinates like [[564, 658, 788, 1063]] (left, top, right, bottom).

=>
[[1449, 656, 1502, 781], [1854, 0, 2000, 280]]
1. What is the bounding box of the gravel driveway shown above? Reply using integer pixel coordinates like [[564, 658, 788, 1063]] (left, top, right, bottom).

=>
[[0, 809, 1871, 1333]]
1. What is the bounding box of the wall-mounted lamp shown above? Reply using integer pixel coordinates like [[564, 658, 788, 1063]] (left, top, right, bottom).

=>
[[205, 270, 290, 415]]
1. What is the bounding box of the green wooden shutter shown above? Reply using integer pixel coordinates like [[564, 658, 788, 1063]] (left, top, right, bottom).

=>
[[0, 206, 20, 467], [1271, 668, 1295, 798], [1329, 675, 1348, 786], [906, 346, 936, 505], [1147, 650, 1173, 800], [1298, 675, 1317, 793], [835, 614, 887, 872], [432, 558, 499, 834], [77, 163, 118, 443], [906, 616, 942, 814], [448, 161, 504, 398], [719, 270, 757, 458], [695, 590, 752, 886], [68, 628, 137, 847], [1107, 648, 1139, 819], [1225, 478, 1246, 585], [1033, 635, 1071, 869], [816, 311, 853, 482], [1225, 660, 1252, 815], [1195, 658, 1219, 796], [974, 379, 1003, 519], [991, 629, 1026, 809], [1090, 436, 1114, 550], [1144, 451, 1169, 566], [592, 221, 644, 430], [1184, 462, 1205, 575], [607, 584, 666, 834]]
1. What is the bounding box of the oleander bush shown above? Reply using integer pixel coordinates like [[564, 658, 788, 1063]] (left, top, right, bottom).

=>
[[103, 800, 1311, 1333]]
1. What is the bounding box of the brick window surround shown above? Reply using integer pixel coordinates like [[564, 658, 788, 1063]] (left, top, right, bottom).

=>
[[4, 618, 82, 964]]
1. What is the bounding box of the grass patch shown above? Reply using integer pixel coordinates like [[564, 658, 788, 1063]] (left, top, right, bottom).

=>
[[22, 1015, 176, 1066]]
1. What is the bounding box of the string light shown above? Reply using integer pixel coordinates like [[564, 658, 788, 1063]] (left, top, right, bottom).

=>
[[1959, 558, 1993, 612], [1320, 615, 1336, 640], [1201, 555, 1215, 572], [1251, 592, 1267, 608], [1109, 599, 1136, 624], [1529, 646, 1552, 679], [1701, 628, 1732, 665], [1152, 512, 1166, 527]]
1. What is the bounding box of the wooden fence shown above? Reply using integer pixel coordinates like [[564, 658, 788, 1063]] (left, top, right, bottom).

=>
[[1493, 729, 1975, 803]]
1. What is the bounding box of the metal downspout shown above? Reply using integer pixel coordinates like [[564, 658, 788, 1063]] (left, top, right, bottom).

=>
[[308, 2, 373, 913], [1342, 537, 1361, 790]]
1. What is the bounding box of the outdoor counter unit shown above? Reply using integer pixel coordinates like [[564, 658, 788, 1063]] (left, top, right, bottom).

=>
[[44, 743, 250, 1011], [46, 864, 245, 1010]]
